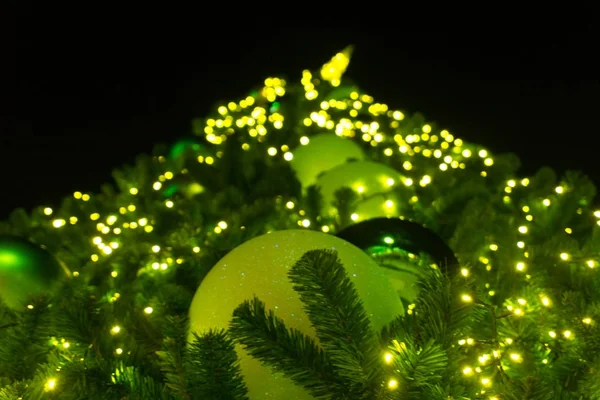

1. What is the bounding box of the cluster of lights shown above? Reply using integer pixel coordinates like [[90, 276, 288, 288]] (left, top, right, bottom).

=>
[[189, 64, 505, 231], [27, 48, 599, 398]]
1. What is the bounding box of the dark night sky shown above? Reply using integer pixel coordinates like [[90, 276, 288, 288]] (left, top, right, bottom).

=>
[[5, 24, 599, 219]]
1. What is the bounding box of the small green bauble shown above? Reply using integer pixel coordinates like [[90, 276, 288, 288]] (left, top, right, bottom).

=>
[[316, 160, 403, 212], [336, 218, 460, 304], [0, 236, 70, 309], [290, 133, 365, 189], [168, 138, 214, 170], [353, 193, 401, 222], [168, 138, 208, 160]]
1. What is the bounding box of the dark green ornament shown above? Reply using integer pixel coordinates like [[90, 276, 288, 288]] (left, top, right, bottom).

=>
[[0, 236, 70, 309], [336, 218, 460, 303], [168, 138, 214, 172], [168, 138, 204, 160], [269, 101, 281, 113]]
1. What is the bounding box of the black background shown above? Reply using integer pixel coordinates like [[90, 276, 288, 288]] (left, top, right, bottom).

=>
[[5, 23, 599, 219]]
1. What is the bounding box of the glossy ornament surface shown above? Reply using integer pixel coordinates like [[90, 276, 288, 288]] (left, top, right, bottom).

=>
[[189, 229, 403, 399], [336, 218, 460, 303], [0, 235, 70, 309], [353, 193, 401, 221], [290, 133, 365, 189], [316, 161, 402, 212]]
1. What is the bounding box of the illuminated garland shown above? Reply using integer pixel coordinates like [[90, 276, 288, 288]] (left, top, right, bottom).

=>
[[23, 47, 599, 397]]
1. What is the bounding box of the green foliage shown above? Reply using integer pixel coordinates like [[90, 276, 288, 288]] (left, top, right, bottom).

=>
[[304, 185, 324, 223], [288, 250, 386, 398], [231, 295, 347, 398], [0, 296, 54, 380], [331, 187, 358, 230], [184, 330, 248, 399], [1, 55, 599, 399], [391, 339, 448, 392]]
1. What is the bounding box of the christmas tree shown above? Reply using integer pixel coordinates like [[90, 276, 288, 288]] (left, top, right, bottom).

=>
[[1, 47, 599, 399]]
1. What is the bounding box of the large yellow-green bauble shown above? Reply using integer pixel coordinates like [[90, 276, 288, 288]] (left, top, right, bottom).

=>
[[189, 229, 403, 400], [290, 133, 365, 189], [316, 161, 403, 212]]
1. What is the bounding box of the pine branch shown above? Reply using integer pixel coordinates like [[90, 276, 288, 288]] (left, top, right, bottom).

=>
[[579, 356, 600, 399], [288, 249, 386, 398], [185, 330, 248, 400], [25, 353, 114, 400], [157, 337, 192, 400], [229, 296, 346, 398], [379, 314, 413, 347], [0, 296, 54, 380], [419, 384, 471, 400], [52, 283, 110, 359], [304, 185, 324, 222], [332, 187, 358, 230], [413, 269, 479, 347], [391, 338, 447, 389], [0, 380, 28, 400], [497, 375, 553, 400], [111, 364, 171, 400]]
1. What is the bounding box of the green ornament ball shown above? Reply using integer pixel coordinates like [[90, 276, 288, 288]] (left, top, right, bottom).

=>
[[0, 236, 70, 309], [290, 133, 365, 189], [336, 218, 460, 303], [353, 193, 401, 222], [168, 138, 213, 171], [189, 229, 403, 400], [168, 138, 207, 160], [316, 160, 403, 213]]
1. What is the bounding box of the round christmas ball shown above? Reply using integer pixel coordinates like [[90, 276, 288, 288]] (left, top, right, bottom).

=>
[[189, 229, 403, 400], [316, 160, 403, 213], [290, 133, 365, 189], [336, 218, 460, 303], [0, 235, 70, 309], [168, 138, 213, 170], [168, 138, 209, 160], [352, 193, 401, 221]]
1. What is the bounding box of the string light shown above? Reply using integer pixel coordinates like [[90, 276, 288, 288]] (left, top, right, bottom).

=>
[[45, 378, 57, 391], [20, 47, 597, 399]]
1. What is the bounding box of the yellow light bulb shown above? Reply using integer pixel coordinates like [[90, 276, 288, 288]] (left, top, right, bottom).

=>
[[320, 46, 353, 86], [45, 378, 57, 391], [384, 352, 393, 364]]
